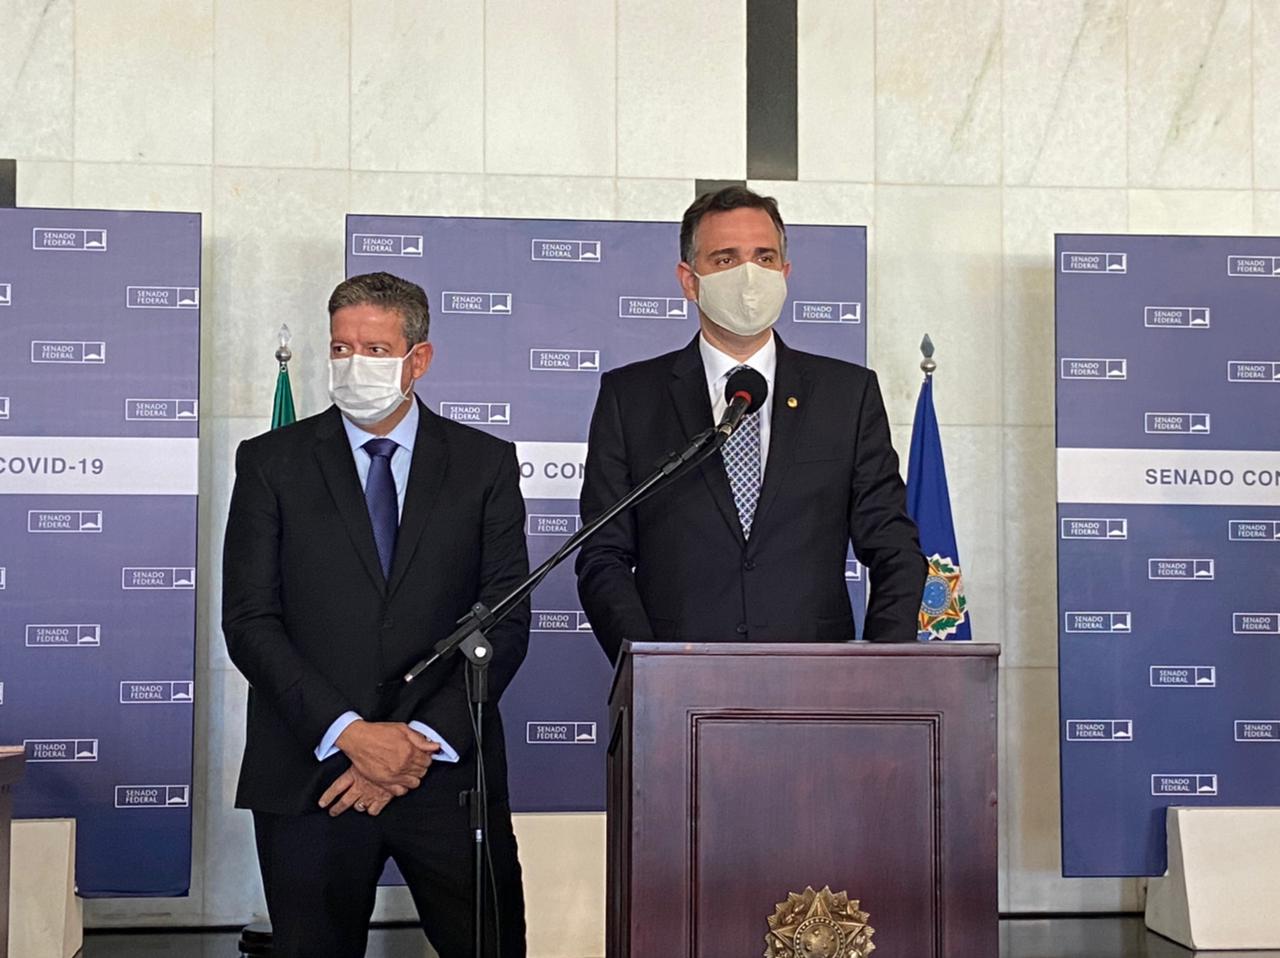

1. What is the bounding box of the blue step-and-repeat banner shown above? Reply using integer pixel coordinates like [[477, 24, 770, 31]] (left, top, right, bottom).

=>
[[1056, 235, 1280, 876], [347, 215, 869, 812], [0, 209, 200, 896]]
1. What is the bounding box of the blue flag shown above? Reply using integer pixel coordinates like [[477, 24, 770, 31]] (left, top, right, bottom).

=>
[[906, 375, 971, 640]]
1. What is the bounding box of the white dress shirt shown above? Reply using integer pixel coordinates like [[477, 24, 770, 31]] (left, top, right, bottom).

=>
[[699, 331, 778, 472], [314, 400, 460, 765]]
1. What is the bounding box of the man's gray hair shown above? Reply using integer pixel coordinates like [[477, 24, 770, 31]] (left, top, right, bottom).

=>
[[328, 272, 431, 345]]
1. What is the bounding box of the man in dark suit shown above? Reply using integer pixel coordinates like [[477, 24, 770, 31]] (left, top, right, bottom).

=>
[[223, 272, 529, 958], [576, 187, 926, 661]]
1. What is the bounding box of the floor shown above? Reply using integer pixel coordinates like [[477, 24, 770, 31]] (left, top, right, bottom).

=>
[[75, 917, 1280, 957]]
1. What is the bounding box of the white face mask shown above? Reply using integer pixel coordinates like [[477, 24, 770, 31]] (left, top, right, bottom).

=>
[[695, 261, 788, 337], [328, 349, 416, 426]]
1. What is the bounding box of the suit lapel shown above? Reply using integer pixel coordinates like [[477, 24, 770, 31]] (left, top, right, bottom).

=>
[[669, 336, 745, 545], [752, 336, 812, 536], [313, 407, 386, 594], [387, 400, 449, 597]]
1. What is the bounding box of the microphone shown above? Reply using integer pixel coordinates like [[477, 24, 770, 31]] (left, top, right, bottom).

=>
[[716, 366, 769, 438]]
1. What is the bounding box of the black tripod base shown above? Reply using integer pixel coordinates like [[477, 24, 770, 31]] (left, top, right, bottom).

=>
[[238, 920, 273, 956]]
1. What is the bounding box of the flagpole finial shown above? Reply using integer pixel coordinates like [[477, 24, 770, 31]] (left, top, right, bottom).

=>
[[919, 334, 936, 377], [275, 324, 293, 366]]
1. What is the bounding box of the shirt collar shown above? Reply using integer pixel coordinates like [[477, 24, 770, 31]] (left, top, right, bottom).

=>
[[341, 397, 419, 457], [699, 331, 777, 392]]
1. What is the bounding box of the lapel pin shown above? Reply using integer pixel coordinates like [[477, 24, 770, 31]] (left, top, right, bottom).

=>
[[786, 396, 798, 409]]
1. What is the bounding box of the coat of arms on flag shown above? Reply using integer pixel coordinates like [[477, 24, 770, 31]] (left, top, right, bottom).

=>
[[906, 336, 970, 641]]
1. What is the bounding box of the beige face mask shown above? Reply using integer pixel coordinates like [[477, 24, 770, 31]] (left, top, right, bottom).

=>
[[695, 262, 788, 336]]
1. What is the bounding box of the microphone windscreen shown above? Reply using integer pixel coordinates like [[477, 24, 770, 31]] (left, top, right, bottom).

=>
[[723, 366, 769, 415]]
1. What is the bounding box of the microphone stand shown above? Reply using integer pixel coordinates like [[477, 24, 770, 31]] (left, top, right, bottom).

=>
[[391, 417, 736, 958]]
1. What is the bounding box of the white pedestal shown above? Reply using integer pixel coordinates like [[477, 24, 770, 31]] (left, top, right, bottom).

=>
[[1146, 806, 1280, 950], [7, 819, 81, 958]]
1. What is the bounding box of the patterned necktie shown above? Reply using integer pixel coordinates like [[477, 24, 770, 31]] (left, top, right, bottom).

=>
[[721, 366, 762, 538], [362, 438, 399, 579]]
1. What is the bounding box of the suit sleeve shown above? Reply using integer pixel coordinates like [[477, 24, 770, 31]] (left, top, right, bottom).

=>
[[392, 442, 531, 757], [222, 440, 356, 747], [575, 372, 655, 663], [848, 371, 928, 642]]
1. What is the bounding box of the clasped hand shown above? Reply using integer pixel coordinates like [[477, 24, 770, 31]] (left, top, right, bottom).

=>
[[320, 720, 440, 817]]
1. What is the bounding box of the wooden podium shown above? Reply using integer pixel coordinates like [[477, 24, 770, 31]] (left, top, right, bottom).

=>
[[606, 642, 998, 957]]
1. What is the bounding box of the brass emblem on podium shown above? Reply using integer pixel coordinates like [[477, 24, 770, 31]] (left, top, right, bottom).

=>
[[765, 885, 875, 958]]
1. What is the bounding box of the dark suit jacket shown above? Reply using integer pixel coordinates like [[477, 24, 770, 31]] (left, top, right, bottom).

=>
[[222, 400, 530, 814], [575, 334, 926, 662]]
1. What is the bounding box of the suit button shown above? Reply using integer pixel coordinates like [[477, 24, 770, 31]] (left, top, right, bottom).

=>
[[743, 559, 756, 571], [381, 617, 393, 630], [735, 623, 748, 635]]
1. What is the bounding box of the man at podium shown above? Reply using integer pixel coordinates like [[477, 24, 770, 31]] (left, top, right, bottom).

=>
[[576, 186, 926, 662]]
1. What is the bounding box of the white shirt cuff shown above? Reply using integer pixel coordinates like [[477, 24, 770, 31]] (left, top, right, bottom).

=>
[[409, 721, 460, 763], [316, 710, 362, 761]]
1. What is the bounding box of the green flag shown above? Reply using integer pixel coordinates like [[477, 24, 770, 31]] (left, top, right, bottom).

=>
[[271, 364, 295, 429]]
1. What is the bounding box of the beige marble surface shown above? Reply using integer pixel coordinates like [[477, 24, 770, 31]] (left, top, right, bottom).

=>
[[1127, 0, 1253, 189]]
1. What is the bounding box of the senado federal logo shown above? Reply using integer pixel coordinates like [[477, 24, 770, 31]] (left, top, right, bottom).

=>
[[1227, 254, 1280, 277], [1145, 412, 1210, 435], [1235, 721, 1280, 742], [526, 722, 597, 744], [1066, 719, 1133, 742], [120, 681, 194, 704], [126, 286, 199, 309], [439, 402, 510, 426], [526, 514, 582, 537], [28, 509, 102, 533], [1229, 519, 1280, 541], [441, 291, 512, 315], [350, 234, 423, 257], [1149, 666, 1216, 688], [1151, 774, 1217, 796], [32, 227, 106, 252], [1064, 611, 1131, 633], [1061, 251, 1126, 273], [1227, 360, 1280, 383], [529, 349, 600, 372], [531, 238, 600, 262], [115, 785, 189, 808], [1060, 358, 1127, 380], [618, 296, 688, 319], [1145, 306, 1209, 329], [125, 399, 198, 421], [122, 567, 196, 590], [531, 610, 593, 633], [793, 301, 861, 324], [1148, 558, 1214, 581], [25, 624, 100, 647], [1233, 612, 1280, 635], [31, 341, 106, 364], [25, 738, 98, 762], [1061, 518, 1128, 540]]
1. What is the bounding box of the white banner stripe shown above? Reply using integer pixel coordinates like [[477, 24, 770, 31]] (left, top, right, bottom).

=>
[[0, 437, 197, 495], [1057, 448, 1280, 506]]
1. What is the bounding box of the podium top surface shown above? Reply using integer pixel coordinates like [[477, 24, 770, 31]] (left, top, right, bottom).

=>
[[621, 641, 1000, 660]]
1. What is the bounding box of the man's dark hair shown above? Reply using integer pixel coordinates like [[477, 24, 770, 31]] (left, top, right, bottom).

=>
[[328, 272, 431, 345], [679, 186, 787, 265]]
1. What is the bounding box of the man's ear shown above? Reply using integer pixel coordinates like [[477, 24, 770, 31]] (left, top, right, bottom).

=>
[[676, 261, 699, 302], [409, 342, 434, 382]]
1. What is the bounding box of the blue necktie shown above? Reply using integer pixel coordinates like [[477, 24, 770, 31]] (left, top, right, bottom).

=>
[[721, 365, 762, 538], [362, 438, 398, 579]]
